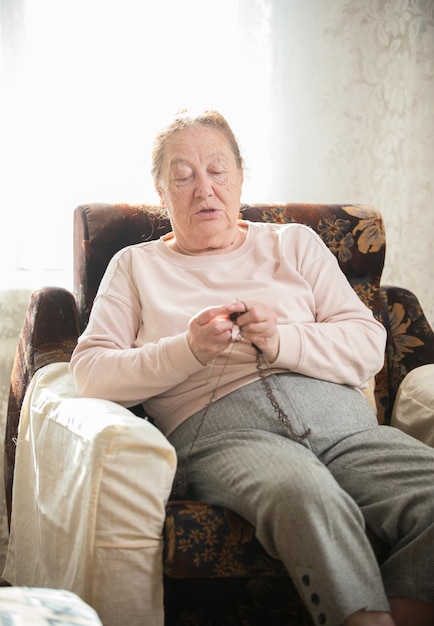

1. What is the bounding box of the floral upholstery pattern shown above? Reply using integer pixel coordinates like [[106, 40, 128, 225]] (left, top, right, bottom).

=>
[[5, 203, 434, 625], [164, 502, 287, 579], [381, 286, 434, 413]]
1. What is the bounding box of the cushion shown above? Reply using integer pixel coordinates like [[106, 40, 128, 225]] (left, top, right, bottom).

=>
[[0, 587, 102, 625], [3, 362, 177, 626], [391, 364, 434, 446]]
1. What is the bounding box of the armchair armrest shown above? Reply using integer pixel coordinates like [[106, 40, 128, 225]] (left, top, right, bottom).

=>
[[381, 285, 434, 416], [5, 287, 80, 523], [3, 362, 177, 626]]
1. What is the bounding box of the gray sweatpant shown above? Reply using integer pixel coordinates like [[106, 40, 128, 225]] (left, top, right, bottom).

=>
[[167, 373, 434, 625]]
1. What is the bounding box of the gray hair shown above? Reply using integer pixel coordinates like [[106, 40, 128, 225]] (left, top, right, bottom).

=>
[[151, 109, 244, 183]]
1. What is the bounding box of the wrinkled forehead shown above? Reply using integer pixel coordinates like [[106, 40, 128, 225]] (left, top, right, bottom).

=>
[[162, 125, 237, 169]]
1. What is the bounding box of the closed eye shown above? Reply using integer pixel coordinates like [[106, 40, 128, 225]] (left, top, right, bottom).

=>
[[210, 170, 228, 181], [173, 172, 194, 184], [176, 176, 191, 182]]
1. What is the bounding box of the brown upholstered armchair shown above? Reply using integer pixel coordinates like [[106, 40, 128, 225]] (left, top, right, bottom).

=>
[[5, 203, 434, 625]]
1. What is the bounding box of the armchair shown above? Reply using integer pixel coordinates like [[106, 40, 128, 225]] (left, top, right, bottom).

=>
[[4, 202, 434, 626]]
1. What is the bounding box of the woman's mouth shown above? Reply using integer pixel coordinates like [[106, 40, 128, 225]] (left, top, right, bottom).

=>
[[197, 207, 220, 216]]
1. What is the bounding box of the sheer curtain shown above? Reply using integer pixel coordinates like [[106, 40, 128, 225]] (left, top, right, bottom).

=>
[[0, 0, 274, 291]]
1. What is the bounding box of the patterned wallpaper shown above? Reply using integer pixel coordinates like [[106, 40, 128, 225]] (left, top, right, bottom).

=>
[[327, 0, 434, 329], [268, 0, 434, 327]]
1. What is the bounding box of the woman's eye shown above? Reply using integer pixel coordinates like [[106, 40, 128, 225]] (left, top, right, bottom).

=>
[[174, 171, 192, 183], [210, 169, 227, 179]]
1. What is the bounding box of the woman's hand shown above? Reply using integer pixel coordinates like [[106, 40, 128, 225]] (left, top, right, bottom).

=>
[[188, 301, 280, 366], [227, 300, 280, 363], [187, 305, 235, 365]]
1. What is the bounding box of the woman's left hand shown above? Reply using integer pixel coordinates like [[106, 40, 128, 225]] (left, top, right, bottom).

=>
[[227, 300, 280, 363]]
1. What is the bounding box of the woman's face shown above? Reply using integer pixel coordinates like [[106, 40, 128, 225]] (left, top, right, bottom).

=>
[[156, 124, 244, 254]]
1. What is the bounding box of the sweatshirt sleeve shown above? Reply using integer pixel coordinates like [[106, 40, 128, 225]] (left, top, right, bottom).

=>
[[69, 250, 205, 407], [272, 229, 386, 389]]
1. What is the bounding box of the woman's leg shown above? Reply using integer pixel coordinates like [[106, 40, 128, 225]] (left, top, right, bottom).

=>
[[168, 377, 391, 625], [302, 397, 434, 602], [268, 374, 434, 624], [319, 425, 434, 625]]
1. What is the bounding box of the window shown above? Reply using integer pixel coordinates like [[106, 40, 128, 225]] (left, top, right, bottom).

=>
[[0, 0, 273, 289]]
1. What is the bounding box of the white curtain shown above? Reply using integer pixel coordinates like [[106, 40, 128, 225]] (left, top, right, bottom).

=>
[[1, 0, 433, 326], [0, 0, 273, 290]]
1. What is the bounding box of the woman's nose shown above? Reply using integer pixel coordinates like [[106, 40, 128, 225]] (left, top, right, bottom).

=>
[[194, 172, 214, 199]]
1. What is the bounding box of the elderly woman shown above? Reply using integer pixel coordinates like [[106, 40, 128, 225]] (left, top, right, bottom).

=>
[[70, 110, 434, 626]]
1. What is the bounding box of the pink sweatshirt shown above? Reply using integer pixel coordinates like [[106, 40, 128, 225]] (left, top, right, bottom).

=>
[[70, 220, 386, 435]]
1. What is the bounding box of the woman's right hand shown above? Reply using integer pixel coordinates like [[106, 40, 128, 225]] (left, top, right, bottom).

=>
[[187, 305, 235, 365]]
